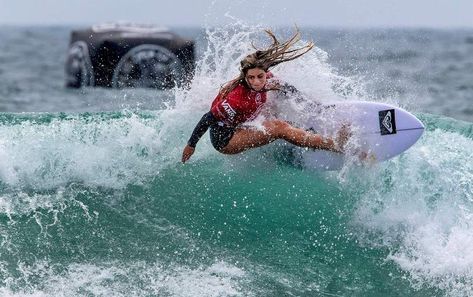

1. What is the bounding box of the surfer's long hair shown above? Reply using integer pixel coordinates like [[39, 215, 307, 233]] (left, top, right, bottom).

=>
[[219, 28, 314, 98]]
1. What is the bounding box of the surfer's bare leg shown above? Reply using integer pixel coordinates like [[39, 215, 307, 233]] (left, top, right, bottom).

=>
[[220, 120, 346, 155], [262, 120, 342, 152], [219, 127, 274, 154]]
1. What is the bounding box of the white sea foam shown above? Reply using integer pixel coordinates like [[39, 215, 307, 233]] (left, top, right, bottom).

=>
[[0, 260, 249, 297], [348, 128, 473, 296]]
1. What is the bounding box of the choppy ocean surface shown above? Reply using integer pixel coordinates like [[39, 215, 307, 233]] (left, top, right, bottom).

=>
[[0, 23, 472, 297]]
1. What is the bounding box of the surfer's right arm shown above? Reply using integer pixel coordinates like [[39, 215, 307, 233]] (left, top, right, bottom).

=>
[[182, 112, 218, 163]]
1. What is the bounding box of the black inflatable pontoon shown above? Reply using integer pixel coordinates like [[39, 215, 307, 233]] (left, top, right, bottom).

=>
[[65, 23, 195, 89]]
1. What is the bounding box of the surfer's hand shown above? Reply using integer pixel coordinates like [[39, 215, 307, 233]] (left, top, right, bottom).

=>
[[335, 124, 351, 152], [182, 145, 195, 163]]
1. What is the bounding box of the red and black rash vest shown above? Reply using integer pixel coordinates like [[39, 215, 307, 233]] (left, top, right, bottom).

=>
[[187, 72, 298, 148], [210, 83, 267, 126]]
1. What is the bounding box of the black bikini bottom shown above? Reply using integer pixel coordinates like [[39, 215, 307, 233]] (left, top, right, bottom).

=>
[[210, 124, 236, 151]]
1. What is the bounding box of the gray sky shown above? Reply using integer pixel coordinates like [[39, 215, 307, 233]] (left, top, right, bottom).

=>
[[1, 0, 473, 28]]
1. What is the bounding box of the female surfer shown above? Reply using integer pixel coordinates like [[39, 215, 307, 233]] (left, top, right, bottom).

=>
[[182, 29, 349, 163]]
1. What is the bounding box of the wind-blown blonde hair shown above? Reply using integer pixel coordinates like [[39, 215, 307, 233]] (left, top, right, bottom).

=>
[[219, 28, 314, 98]]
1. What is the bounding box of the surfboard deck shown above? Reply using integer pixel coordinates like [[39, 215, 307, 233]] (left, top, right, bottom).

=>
[[295, 101, 424, 170]]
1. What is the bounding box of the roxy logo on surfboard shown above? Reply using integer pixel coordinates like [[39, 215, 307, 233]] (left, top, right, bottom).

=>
[[379, 109, 397, 135]]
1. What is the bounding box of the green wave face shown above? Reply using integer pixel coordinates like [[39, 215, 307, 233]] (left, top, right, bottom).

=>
[[0, 110, 471, 296]]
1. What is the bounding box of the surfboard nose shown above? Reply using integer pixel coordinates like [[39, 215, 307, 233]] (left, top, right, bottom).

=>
[[411, 112, 425, 130], [407, 110, 425, 142]]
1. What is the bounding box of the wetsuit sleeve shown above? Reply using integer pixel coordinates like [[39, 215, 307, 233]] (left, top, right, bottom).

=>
[[187, 112, 218, 148]]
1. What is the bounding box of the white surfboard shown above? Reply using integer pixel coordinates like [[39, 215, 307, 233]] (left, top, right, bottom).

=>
[[296, 101, 424, 170]]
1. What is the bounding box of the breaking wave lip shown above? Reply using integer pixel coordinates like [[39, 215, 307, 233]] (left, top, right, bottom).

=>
[[0, 111, 169, 191]]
